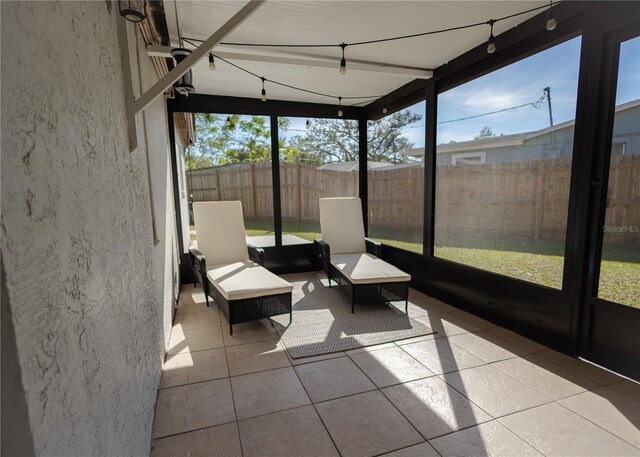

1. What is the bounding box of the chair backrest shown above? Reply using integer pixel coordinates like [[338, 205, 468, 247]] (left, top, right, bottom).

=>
[[193, 201, 249, 266], [319, 197, 366, 254]]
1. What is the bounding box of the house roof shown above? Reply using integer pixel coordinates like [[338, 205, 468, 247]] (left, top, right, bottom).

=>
[[318, 161, 390, 171], [404, 98, 640, 156]]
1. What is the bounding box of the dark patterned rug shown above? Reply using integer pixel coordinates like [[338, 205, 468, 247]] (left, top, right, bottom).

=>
[[269, 274, 435, 359]]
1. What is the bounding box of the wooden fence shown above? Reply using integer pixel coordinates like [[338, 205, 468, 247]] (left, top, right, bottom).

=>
[[187, 156, 640, 243]]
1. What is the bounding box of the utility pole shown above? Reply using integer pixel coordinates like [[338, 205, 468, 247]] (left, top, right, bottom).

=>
[[543, 87, 554, 127]]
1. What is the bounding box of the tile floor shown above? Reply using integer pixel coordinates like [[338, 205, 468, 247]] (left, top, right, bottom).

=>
[[151, 273, 640, 457]]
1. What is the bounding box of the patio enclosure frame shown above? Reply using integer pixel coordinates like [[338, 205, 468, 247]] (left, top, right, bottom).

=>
[[167, 1, 640, 380]]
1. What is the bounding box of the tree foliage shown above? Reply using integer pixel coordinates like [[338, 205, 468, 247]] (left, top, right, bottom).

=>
[[474, 126, 497, 140], [187, 109, 421, 170]]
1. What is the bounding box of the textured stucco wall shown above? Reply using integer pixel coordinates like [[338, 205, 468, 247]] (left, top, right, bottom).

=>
[[1, 1, 176, 455]]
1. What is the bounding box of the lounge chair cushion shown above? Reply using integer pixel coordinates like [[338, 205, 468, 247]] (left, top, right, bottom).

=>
[[331, 253, 411, 285], [194, 201, 250, 266], [207, 261, 293, 301], [319, 197, 366, 254]]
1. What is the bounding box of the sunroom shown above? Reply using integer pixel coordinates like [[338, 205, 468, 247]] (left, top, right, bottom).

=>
[[1, 1, 639, 456]]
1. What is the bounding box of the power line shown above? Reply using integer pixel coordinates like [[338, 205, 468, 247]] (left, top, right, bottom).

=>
[[437, 96, 546, 124]]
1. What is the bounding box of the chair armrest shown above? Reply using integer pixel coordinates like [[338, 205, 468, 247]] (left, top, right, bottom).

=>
[[247, 244, 265, 266], [365, 238, 382, 257], [189, 247, 207, 274], [314, 239, 331, 276]]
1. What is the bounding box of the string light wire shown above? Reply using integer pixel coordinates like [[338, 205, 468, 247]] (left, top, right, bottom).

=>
[[179, 2, 557, 106]]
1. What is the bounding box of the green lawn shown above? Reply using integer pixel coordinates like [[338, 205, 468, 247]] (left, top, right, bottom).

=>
[[191, 220, 639, 308]]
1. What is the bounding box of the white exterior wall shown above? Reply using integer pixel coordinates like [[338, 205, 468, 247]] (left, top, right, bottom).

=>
[[1, 1, 178, 455]]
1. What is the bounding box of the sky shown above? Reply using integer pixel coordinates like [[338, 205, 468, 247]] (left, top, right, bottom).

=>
[[227, 35, 639, 151]]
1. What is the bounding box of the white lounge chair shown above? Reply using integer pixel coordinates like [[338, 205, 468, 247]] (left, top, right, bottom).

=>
[[315, 197, 411, 313], [190, 201, 293, 335]]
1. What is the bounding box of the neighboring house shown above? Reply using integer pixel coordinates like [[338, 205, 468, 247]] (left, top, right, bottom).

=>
[[318, 160, 391, 171], [404, 99, 640, 165]]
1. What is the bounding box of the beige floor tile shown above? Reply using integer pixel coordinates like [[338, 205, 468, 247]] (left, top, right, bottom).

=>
[[414, 313, 481, 337], [408, 290, 459, 313], [167, 325, 225, 355], [221, 319, 279, 347], [345, 342, 397, 355], [382, 376, 491, 439], [389, 300, 449, 318], [152, 379, 235, 438], [231, 367, 310, 420], [429, 420, 544, 457], [294, 356, 375, 402], [160, 348, 228, 389], [226, 340, 290, 377], [448, 330, 528, 363], [400, 338, 486, 375], [286, 350, 346, 366], [558, 387, 640, 447], [449, 310, 496, 330], [394, 334, 438, 346], [350, 346, 434, 388], [538, 349, 624, 385], [442, 365, 550, 418], [608, 379, 640, 402], [379, 442, 439, 457], [316, 390, 423, 457], [238, 406, 339, 457], [175, 308, 221, 330], [487, 327, 546, 353], [150, 422, 241, 457], [492, 354, 598, 400], [176, 285, 211, 312], [499, 403, 639, 456]]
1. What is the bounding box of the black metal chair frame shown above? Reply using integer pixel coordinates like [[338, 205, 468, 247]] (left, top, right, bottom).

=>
[[314, 238, 410, 314], [190, 245, 292, 335]]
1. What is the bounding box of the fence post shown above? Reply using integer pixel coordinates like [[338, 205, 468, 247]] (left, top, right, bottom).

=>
[[533, 161, 545, 240], [215, 168, 221, 201], [251, 163, 258, 218], [297, 162, 302, 221]]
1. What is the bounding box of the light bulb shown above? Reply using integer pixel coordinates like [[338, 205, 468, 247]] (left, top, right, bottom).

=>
[[208, 53, 216, 71], [546, 12, 557, 31], [487, 37, 496, 54], [339, 57, 347, 75], [382, 107, 388, 114], [486, 20, 496, 55], [338, 109, 343, 117], [261, 88, 267, 102], [306, 119, 310, 129]]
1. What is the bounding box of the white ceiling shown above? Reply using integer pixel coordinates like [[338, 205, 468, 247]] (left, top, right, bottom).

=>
[[164, 1, 547, 106]]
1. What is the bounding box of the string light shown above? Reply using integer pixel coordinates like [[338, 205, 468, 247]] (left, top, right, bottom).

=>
[[486, 19, 496, 54], [260, 77, 267, 102], [181, 43, 383, 107], [338, 96, 343, 117], [199, 2, 552, 50], [382, 96, 388, 114], [179, 2, 556, 109], [546, 1, 557, 31], [306, 119, 311, 129]]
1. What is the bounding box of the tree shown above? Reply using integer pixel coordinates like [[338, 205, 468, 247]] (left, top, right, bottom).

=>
[[292, 110, 421, 165], [187, 114, 292, 169], [187, 110, 421, 170], [474, 126, 496, 140]]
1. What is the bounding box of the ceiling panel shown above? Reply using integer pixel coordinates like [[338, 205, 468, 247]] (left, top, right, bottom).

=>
[[166, 1, 548, 104]]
